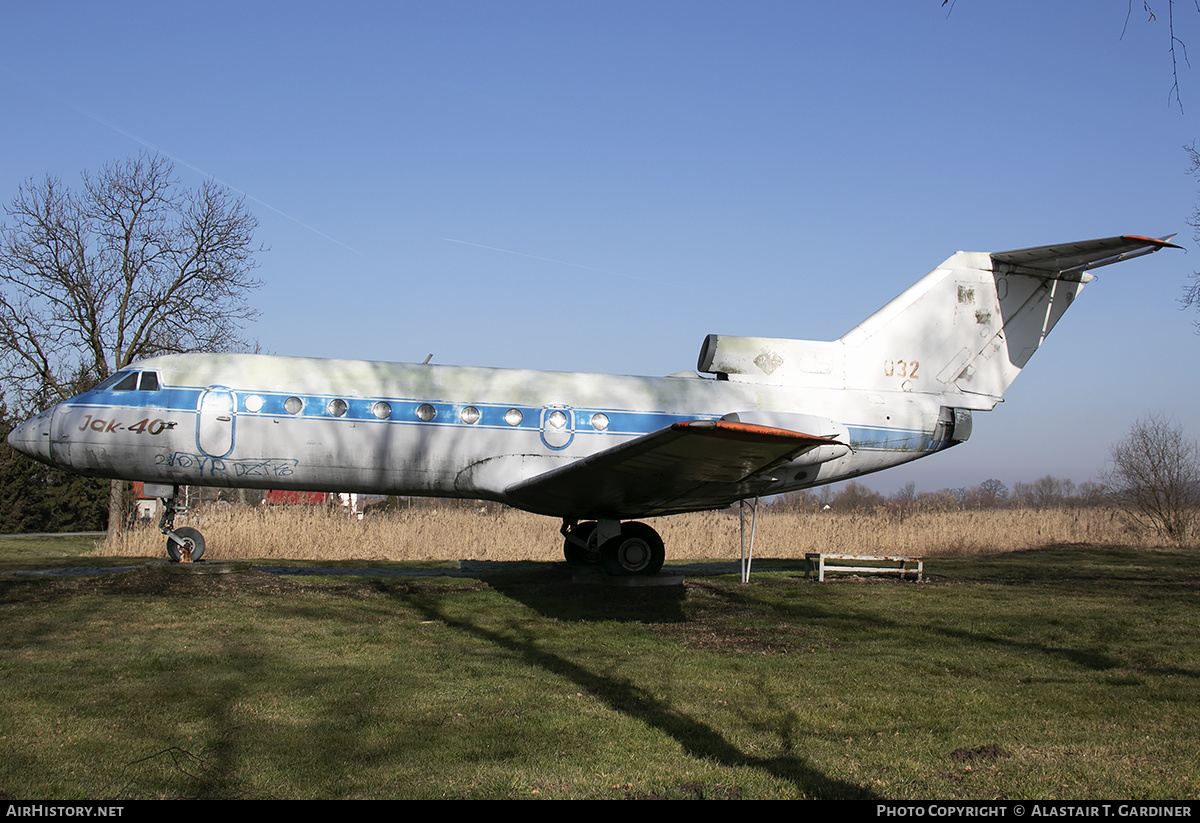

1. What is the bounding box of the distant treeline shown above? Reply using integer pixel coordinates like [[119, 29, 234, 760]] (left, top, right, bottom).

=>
[[770, 476, 1112, 515]]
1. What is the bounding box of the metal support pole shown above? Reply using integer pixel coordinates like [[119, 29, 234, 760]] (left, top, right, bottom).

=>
[[739, 496, 759, 583]]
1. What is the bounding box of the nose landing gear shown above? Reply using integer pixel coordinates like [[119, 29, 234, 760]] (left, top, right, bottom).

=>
[[156, 485, 205, 562]]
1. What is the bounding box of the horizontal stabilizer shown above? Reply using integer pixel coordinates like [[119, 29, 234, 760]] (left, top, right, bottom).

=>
[[505, 420, 840, 519], [991, 234, 1180, 280]]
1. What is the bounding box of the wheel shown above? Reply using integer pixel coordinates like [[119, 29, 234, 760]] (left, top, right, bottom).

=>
[[563, 521, 599, 565], [166, 527, 205, 562], [599, 522, 665, 576]]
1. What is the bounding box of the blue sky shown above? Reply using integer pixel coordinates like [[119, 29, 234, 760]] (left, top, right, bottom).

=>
[[2, 1, 1197, 494]]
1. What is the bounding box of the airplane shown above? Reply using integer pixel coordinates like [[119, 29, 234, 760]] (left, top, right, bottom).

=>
[[6, 233, 1179, 574]]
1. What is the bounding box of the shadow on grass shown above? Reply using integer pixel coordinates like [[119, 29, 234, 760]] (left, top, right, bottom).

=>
[[9, 546, 1198, 798], [376, 577, 879, 800], [684, 550, 1200, 683]]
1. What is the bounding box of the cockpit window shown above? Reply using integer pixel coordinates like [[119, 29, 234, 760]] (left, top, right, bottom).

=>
[[113, 372, 139, 391], [93, 370, 161, 392], [92, 372, 129, 391]]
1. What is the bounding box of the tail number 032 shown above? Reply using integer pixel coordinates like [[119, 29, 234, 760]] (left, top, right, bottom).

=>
[[883, 359, 919, 379]]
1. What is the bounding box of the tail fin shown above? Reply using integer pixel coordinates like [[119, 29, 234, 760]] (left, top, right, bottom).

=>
[[697, 235, 1179, 408]]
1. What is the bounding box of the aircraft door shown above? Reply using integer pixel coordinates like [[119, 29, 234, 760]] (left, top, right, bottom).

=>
[[539, 405, 575, 450], [197, 388, 236, 457]]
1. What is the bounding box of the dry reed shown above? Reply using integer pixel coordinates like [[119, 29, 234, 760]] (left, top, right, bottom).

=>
[[93, 503, 1160, 562]]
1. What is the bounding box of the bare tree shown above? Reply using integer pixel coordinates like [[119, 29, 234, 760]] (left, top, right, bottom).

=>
[[1012, 476, 1077, 510], [0, 153, 263, 534], [1104, 414, 1200, 546], [1124, 1, 1193, 111], [885, 480, 919, 523], [832, 481, 887, 513], [1185, 144, 1200, 329], [944, 2, 1196, 110], [0, 153, 262, 407], [965, 478, 1009, 509]]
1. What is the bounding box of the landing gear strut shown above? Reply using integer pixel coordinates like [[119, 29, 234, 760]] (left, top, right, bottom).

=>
[[157, 485, 205, 562], [563, 519, 665, 576], [561, 520, 600, 565]]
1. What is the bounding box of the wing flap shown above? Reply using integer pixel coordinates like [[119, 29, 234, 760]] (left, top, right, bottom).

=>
[[991, 234, 1179, 280], [504, 420, 840, 519]]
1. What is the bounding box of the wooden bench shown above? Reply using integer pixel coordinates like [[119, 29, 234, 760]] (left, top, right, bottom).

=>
[[804, 553, 923, 582]]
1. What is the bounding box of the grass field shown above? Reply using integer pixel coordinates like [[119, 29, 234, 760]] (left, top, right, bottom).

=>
[[1, 526, 1197, 800]]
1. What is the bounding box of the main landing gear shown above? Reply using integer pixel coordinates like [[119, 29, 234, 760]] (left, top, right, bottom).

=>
[[561, 519, 665, 576], [157, 484, 205, 562]]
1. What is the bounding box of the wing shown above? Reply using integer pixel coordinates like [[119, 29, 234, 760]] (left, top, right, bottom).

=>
[[991, 234, 1180, 280], [503, 420, 841, 519]]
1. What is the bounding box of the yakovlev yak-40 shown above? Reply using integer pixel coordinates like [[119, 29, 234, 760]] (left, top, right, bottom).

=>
[[7, 234, 1179, 573]]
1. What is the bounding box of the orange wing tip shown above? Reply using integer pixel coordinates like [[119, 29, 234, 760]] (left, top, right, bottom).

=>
[[1122, 234, 1182, 250]]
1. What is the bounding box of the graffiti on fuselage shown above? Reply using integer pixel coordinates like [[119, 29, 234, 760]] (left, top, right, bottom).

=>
[[155, 451, 298, 478]]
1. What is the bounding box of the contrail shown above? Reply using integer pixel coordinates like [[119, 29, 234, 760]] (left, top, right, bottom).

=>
[[441, 237, 665, 285], [1, 64, 365, 257]]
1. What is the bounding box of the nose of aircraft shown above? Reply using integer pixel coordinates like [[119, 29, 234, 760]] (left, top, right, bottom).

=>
[[6, 407, 54, 465]]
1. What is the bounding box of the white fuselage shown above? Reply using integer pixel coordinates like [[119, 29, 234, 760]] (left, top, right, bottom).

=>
[[13, 352, 961, 518]]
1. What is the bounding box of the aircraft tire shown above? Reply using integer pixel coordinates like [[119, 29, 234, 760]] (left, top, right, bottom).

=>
[[166, 527, 206, 563], [599, 522, 665, 576], [563, 521, 600, 565]]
